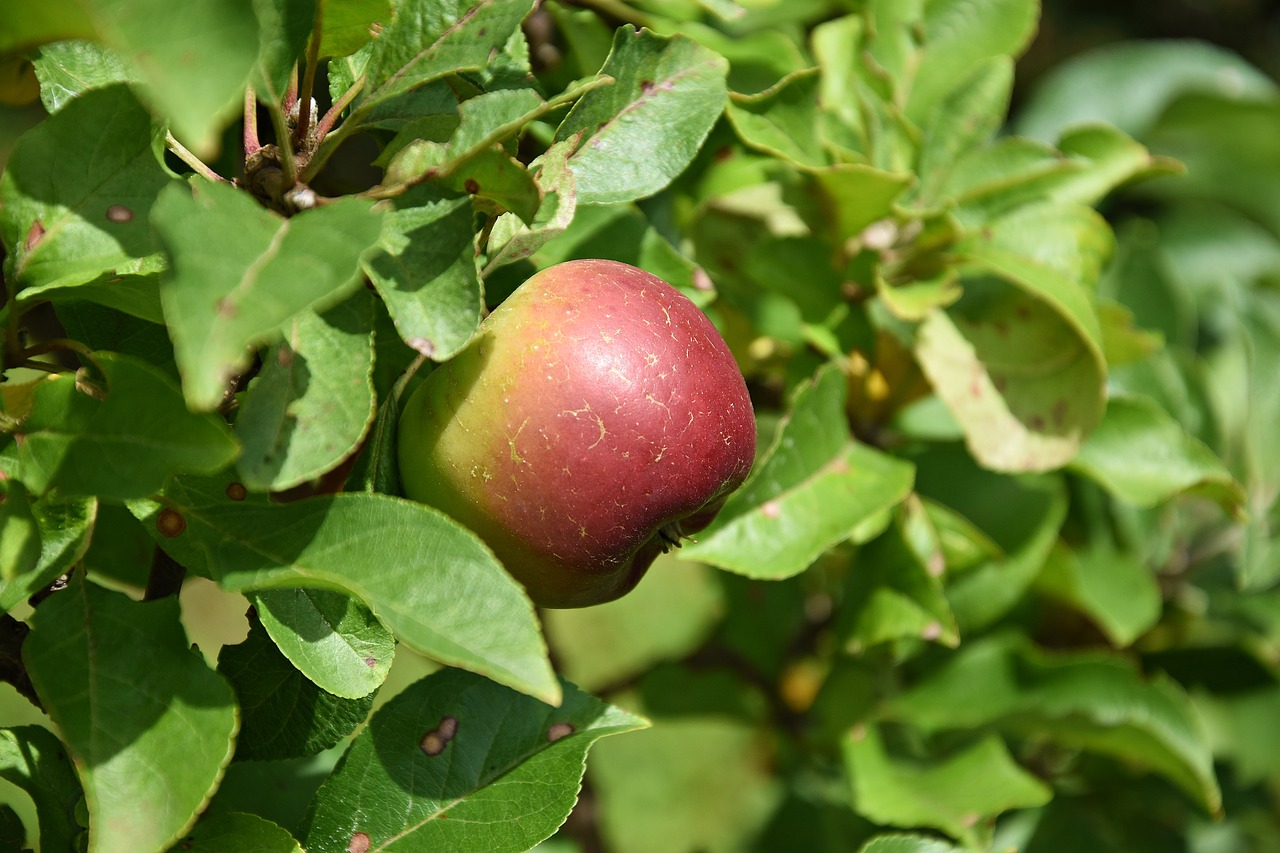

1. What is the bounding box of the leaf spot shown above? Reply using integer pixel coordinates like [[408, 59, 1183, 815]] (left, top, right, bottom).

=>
[[156, 508, 186, 537], [464, 178, 480, 194], [24, 219, 44, 253], [348, 832, 371, 853], [761, 500, 781, 519], [106, 204, 133, 223], [420, 715, 458, 756], [225, 482, 248, 501], [547, 722, 575, 742], [364, 657, 377, 667]]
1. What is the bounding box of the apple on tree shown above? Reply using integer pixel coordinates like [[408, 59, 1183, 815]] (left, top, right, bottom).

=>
[[397, 259, 756, 608]]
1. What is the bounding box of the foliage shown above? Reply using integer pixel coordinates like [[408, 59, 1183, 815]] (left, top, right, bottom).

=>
[[0, 1, 1275, 851]]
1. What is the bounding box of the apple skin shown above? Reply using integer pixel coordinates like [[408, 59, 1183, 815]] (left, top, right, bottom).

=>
[[397, 258, 756, 608]]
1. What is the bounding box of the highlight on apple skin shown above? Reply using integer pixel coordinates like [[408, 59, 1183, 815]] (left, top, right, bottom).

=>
[[397, 258, 757, 608]]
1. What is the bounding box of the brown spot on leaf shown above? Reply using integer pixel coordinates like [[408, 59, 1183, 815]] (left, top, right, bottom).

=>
[[217, 298, 236, 318], [420, 715, 459, 756], [364, 657, 377, 667], [348, 832, 371, 853], [1028, 414, 1045, 430], [1052, 398, 1068, 426], [277, 346, 294, 367], [547, 722, 575, 742], [225, 482, 248, 501], [156, 509, 186, 537], [761, 500, 782, 519], [640, 79, 655, 94], [106, 204, 133, 223], [24, 220, 44, 253], [464, 178, 480, 194], [407, 337, 436, 358]]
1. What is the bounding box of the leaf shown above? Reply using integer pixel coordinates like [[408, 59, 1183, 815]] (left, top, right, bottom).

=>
[[218, 612, 377, 762], [483, 135, 580, 273], [915, 56, 1013, 205], [300, 669, 645, 853], [555, 26, 728, 204], [904, 0, 1039, 123], [39, 270, 166, 325], [152, 179, 384, 411], [30, 39, 138, 113], [1036, 543, 1163, 647], [0, 85, 168, 294], [589, 716, 780, 853], [129, 474, 560, 704], [356, 0, 535, 113], [318, 0, 392, 58], [0, 726, 83, 853], [727, 68, 827, 168], [363, 187, 482, 361], [0, 494, 95, 611], [1014, 40, 1278, 143], [977, 200, 1116, 290], [805, 164, 913, 245], [844, 725, 1051, 844], [0, 0, 260, 154], [236, 294, 376, 492], [252, 0, 317, 100], [682, 364, 915, 579], [0, 481, 41, 582], [180, 810, 304, 853], [858, 834, 968, 853], [250, 587, 394, 699], [541, 556, 723, 693], [838, 515, 958, 651], [22, 575, 239, 853], [914, 253, 1106, 473], [1072, 395, 1245, 514], [7, 352, 239, 500], [889, 634, 1222, 815]]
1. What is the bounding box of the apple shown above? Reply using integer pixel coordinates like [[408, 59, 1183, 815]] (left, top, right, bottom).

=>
[[397, 258, 756, 608]]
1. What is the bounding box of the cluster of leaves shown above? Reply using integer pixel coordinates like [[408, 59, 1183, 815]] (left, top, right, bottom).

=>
[[0, 0, 1272, 851]]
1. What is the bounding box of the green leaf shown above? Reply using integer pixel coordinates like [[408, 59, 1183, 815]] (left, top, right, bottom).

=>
[[152, 179, 384, 411], [915, 248, 1106, 473], [838, 514, 958, 651], [1014, 40, 1278, 142], [180, 810, 304, 853], [976, 200, 1116, 290], [236, 294, 376, 492], [250, 587, 394, 699], [54, 297, 175, 373], [727, 68, 827, 168], [0, 0, 260, 154], [23, 575, 239, 853], [0, 481, 41, 582], [904, 0, 1038, 124], [357, 0, 535, 113], [252, 0, 317, 100], [0, 726, 83, 853], [541, 556, 723, 693], [300, 669, 645, 853], [805, 164, 913, 245], [8, 352, 238, 500], [1036, 543, 1162, 647], [555, 26, 728, 204], [0, 85, 168, 294], [1071, 395, 1245, 514], [844, 725, 1050, 844], [218, 613, 377, 762], [130, 474, 560, 704], [588, 716, 780, 853], [915, 56, 1013, 205], [858, 834, 968, 853], [683, 364, 915, 578], [0, 493, 95, 612], [30, 39, 137, 113], [484, 135, 580, 273], [362, 188, 482, 361], [318, 0, 392, 58], [889, 634, 1222, 815]]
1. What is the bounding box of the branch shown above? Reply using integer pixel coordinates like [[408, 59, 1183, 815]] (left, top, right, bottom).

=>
[[166, 133, 226, 182]]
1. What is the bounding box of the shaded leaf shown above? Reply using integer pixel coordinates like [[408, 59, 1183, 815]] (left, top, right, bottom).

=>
[[250, 587, 394, 699], [23, 575, 239, 853], [181, 810, 304, 853], [683, 365, 915, 578], [0, 85, 168, 295], [858, 834, 968, 853], [845, 725, 1050, 843], [218, 613, 377, 762], [129, 473, 560, 704], [252, 0, 317, 100], [300, 669, 645, 853], [727, 68, 827, 168], [1036, 543, 1163, 647], [1072, 395, 1245, 514], [152, 179, 383, 410], [0, 726, 83, 853], [0, 493, 95, 612], [30, 39, 137, 112], [236, 294, 376, 492], [7, 352, 238, 500], [318, 0, 392, 58], [556, 26, 728, 204]]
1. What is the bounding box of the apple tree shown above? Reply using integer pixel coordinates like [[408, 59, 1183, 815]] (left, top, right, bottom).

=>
[[0, 1, 1275, 851]]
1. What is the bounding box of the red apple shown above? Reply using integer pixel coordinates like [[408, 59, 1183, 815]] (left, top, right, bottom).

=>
[[397, 259, 756, 608]]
